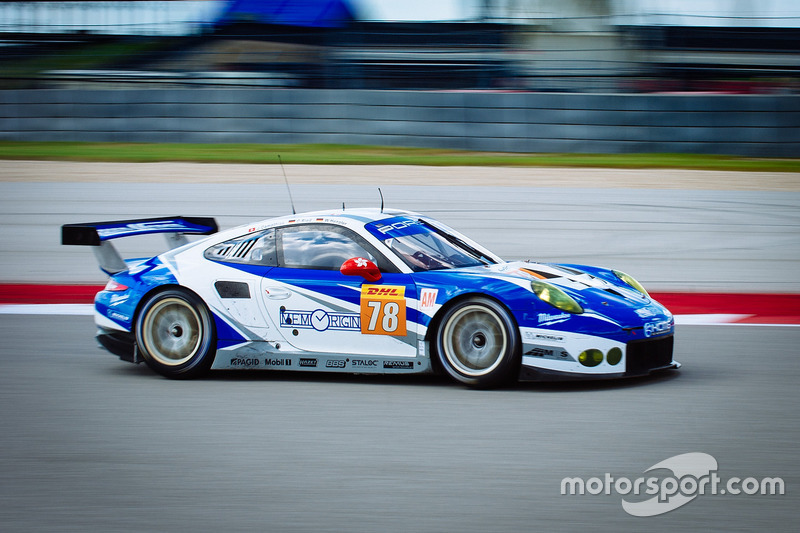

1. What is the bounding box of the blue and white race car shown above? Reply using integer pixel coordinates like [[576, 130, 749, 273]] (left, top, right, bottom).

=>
[[62, 208, 678, 388]]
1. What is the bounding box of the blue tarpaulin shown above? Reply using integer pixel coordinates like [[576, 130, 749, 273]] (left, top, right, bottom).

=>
[[217, 0, 356, 28]]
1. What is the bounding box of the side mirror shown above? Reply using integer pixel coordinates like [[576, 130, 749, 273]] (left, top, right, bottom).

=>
[[340, 257, 382, 282]]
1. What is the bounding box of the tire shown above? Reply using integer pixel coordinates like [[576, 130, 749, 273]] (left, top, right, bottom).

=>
[[434, 296, 520, 388], [135, 289, 216, 379]]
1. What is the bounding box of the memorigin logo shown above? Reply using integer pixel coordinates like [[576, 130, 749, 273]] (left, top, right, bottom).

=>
[[561, 452, 785, 517], [280, 309, 360, 332]]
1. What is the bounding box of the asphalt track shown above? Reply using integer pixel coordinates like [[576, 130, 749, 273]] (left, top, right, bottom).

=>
[[0, 315, 797, 532], [1, 162, 799, 531]]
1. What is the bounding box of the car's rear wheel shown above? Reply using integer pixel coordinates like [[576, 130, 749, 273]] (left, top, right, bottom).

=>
[[434, 297, 520, 388], [135, 289, 216, 379]]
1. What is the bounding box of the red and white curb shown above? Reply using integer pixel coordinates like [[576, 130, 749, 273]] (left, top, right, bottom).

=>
[[0, 285, 798, 326], [652, 292, 800, 326]]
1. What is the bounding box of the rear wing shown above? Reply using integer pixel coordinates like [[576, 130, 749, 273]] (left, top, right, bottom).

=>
[[62, 216, 218, 275]]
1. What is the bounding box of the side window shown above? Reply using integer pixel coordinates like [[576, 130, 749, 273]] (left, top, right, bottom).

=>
[[204, 229, 277, 266], [277, 224, 397, 272]]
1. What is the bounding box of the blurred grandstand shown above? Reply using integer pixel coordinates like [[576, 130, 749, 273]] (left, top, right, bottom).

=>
[[1, 0, 798, 93]]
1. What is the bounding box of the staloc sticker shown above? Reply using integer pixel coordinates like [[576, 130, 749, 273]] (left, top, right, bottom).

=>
[[351, 359, 378, 368]]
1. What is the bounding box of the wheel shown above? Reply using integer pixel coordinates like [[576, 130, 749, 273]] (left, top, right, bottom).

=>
[[135, 289, 216, 379], [434, 297, 520, 388]]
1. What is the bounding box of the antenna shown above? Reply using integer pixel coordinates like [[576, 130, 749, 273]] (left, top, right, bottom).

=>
[[278, 155, 296, 215], [378, 187, 384, 213]]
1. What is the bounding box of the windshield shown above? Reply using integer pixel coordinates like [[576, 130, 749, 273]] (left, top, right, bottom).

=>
[[365, 216, 496, 272]]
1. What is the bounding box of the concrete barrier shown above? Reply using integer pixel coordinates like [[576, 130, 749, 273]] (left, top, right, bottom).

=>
[[0, 89, 797, 156]]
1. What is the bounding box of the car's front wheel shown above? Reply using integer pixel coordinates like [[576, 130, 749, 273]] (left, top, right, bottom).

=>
[[135, 289, 216, 379], [434, 297, 520, 388]]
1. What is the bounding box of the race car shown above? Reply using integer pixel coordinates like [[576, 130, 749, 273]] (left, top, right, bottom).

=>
[[62, 208, 679, 388]]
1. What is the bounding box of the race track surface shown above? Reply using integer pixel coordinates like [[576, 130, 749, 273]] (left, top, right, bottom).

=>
[[0, 315, 797, 532]]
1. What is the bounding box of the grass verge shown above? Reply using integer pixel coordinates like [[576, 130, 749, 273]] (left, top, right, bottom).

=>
[[0, 141, 798, 171]]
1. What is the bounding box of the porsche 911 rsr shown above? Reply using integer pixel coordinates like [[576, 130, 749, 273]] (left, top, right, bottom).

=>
[[62, 208, 679, 388]]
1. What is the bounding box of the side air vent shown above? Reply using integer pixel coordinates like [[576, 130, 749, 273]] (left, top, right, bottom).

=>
[[519, 267, 560, 279], [204, 229, 277, 266], [210, 236, 259, 260], [604, 288, 625, 298], [215, 281, 251, 299], [232, 239, 257, 258]]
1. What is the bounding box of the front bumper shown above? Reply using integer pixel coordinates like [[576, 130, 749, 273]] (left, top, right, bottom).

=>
[[518, 335, 679, 382], [519, 360, 680, 382]]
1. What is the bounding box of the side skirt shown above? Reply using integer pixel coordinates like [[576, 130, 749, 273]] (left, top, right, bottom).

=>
[[211, 341, 431, 375]]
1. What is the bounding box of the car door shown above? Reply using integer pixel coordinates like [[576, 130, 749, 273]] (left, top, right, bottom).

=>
[[258, 223, 418, 358]]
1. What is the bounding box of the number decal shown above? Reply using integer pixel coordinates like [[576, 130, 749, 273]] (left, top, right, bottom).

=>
[[382, 302, 399, 332], [366, 300, 382, 331], [360, 285, 407, 336]]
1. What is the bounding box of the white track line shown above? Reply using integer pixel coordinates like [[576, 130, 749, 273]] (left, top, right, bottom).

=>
[[673, 314, 751, 325], [0, 304, 94, 315]]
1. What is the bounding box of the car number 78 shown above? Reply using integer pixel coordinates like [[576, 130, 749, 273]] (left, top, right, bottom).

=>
[[361, 285, 407, 336]]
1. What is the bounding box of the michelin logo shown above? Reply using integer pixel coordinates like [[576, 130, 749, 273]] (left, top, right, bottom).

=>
[[538, 312, 570, 326]]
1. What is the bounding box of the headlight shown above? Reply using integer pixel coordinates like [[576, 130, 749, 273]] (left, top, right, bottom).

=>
[[579, 349, 603, 367], [531, 280, 583, 314], [613, 270, 649, 297]]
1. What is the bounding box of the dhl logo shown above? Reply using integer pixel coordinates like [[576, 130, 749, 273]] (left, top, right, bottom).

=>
[[363, 285, 405, 297]]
